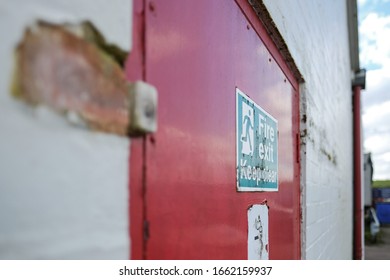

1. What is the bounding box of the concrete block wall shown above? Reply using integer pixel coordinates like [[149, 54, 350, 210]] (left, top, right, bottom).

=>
[[0, 0, 132, 259], [263, 0, 354, 259]]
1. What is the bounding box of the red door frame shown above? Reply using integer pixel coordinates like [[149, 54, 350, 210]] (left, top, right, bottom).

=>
[[126, 0, 301, 260], [126, 0, 147, 260], [235, 0, 299, 91]]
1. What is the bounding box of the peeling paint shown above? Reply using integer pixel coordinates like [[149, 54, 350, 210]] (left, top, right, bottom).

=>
[[302, 113, 307, 124], [10, 21, 130, 135], [320, 147, 338, 166], [247, 204, 269, 260]]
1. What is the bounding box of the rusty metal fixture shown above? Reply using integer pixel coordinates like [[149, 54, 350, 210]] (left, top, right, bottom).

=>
[[11, 21, 157, 137]]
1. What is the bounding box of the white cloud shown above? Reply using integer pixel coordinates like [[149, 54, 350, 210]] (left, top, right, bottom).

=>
[[359, 12, 390, 68], [360, 10, 390, 179], [365, 133, 390, 154], [380, 152, 390, 163], [362, 93, 390, 180], [358, 0, 368, 6], [373, 155, 390, 180], [364, 132, 390, 180], [363, 100, 390, 126], [362, 68, 390, 110]]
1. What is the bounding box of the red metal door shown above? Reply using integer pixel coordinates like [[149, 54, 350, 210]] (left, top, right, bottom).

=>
[[127, 0, 300, 259]]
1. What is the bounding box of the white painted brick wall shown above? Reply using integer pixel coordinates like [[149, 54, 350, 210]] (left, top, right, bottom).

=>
[[0, 0, 132, 259], [263, 0, 354, 259]]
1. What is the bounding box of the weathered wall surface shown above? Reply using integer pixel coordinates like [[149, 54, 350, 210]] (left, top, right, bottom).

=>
[[263, 0, 354, 259], [0, 0, 132, 259], [1, 0, 355, 260]]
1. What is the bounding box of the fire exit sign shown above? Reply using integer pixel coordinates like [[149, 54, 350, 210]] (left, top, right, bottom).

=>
[[236, 88, 278, 192]]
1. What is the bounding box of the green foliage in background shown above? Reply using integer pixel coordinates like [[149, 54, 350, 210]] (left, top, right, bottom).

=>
[[373, 180, 390, 188]]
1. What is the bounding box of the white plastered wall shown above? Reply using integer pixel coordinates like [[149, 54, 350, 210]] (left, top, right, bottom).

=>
[[0, 0, 132, 259], [263, 0, 354, 259]]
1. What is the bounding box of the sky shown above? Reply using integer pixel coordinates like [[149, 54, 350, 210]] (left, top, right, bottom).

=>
[[358, 0, 390, 180]]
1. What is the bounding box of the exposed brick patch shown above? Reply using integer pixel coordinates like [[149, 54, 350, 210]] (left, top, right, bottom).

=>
[[11, 21, 130, 135]]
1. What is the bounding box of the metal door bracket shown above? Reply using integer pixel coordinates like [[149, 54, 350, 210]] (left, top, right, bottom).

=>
[[128, 81, 158, 137]]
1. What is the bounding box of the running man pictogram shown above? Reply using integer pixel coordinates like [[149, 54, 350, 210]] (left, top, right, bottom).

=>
[[241, 102, 254, 156]]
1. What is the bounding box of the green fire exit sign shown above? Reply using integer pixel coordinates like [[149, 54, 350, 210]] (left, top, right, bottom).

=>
[[236, 88, 278, 192]]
